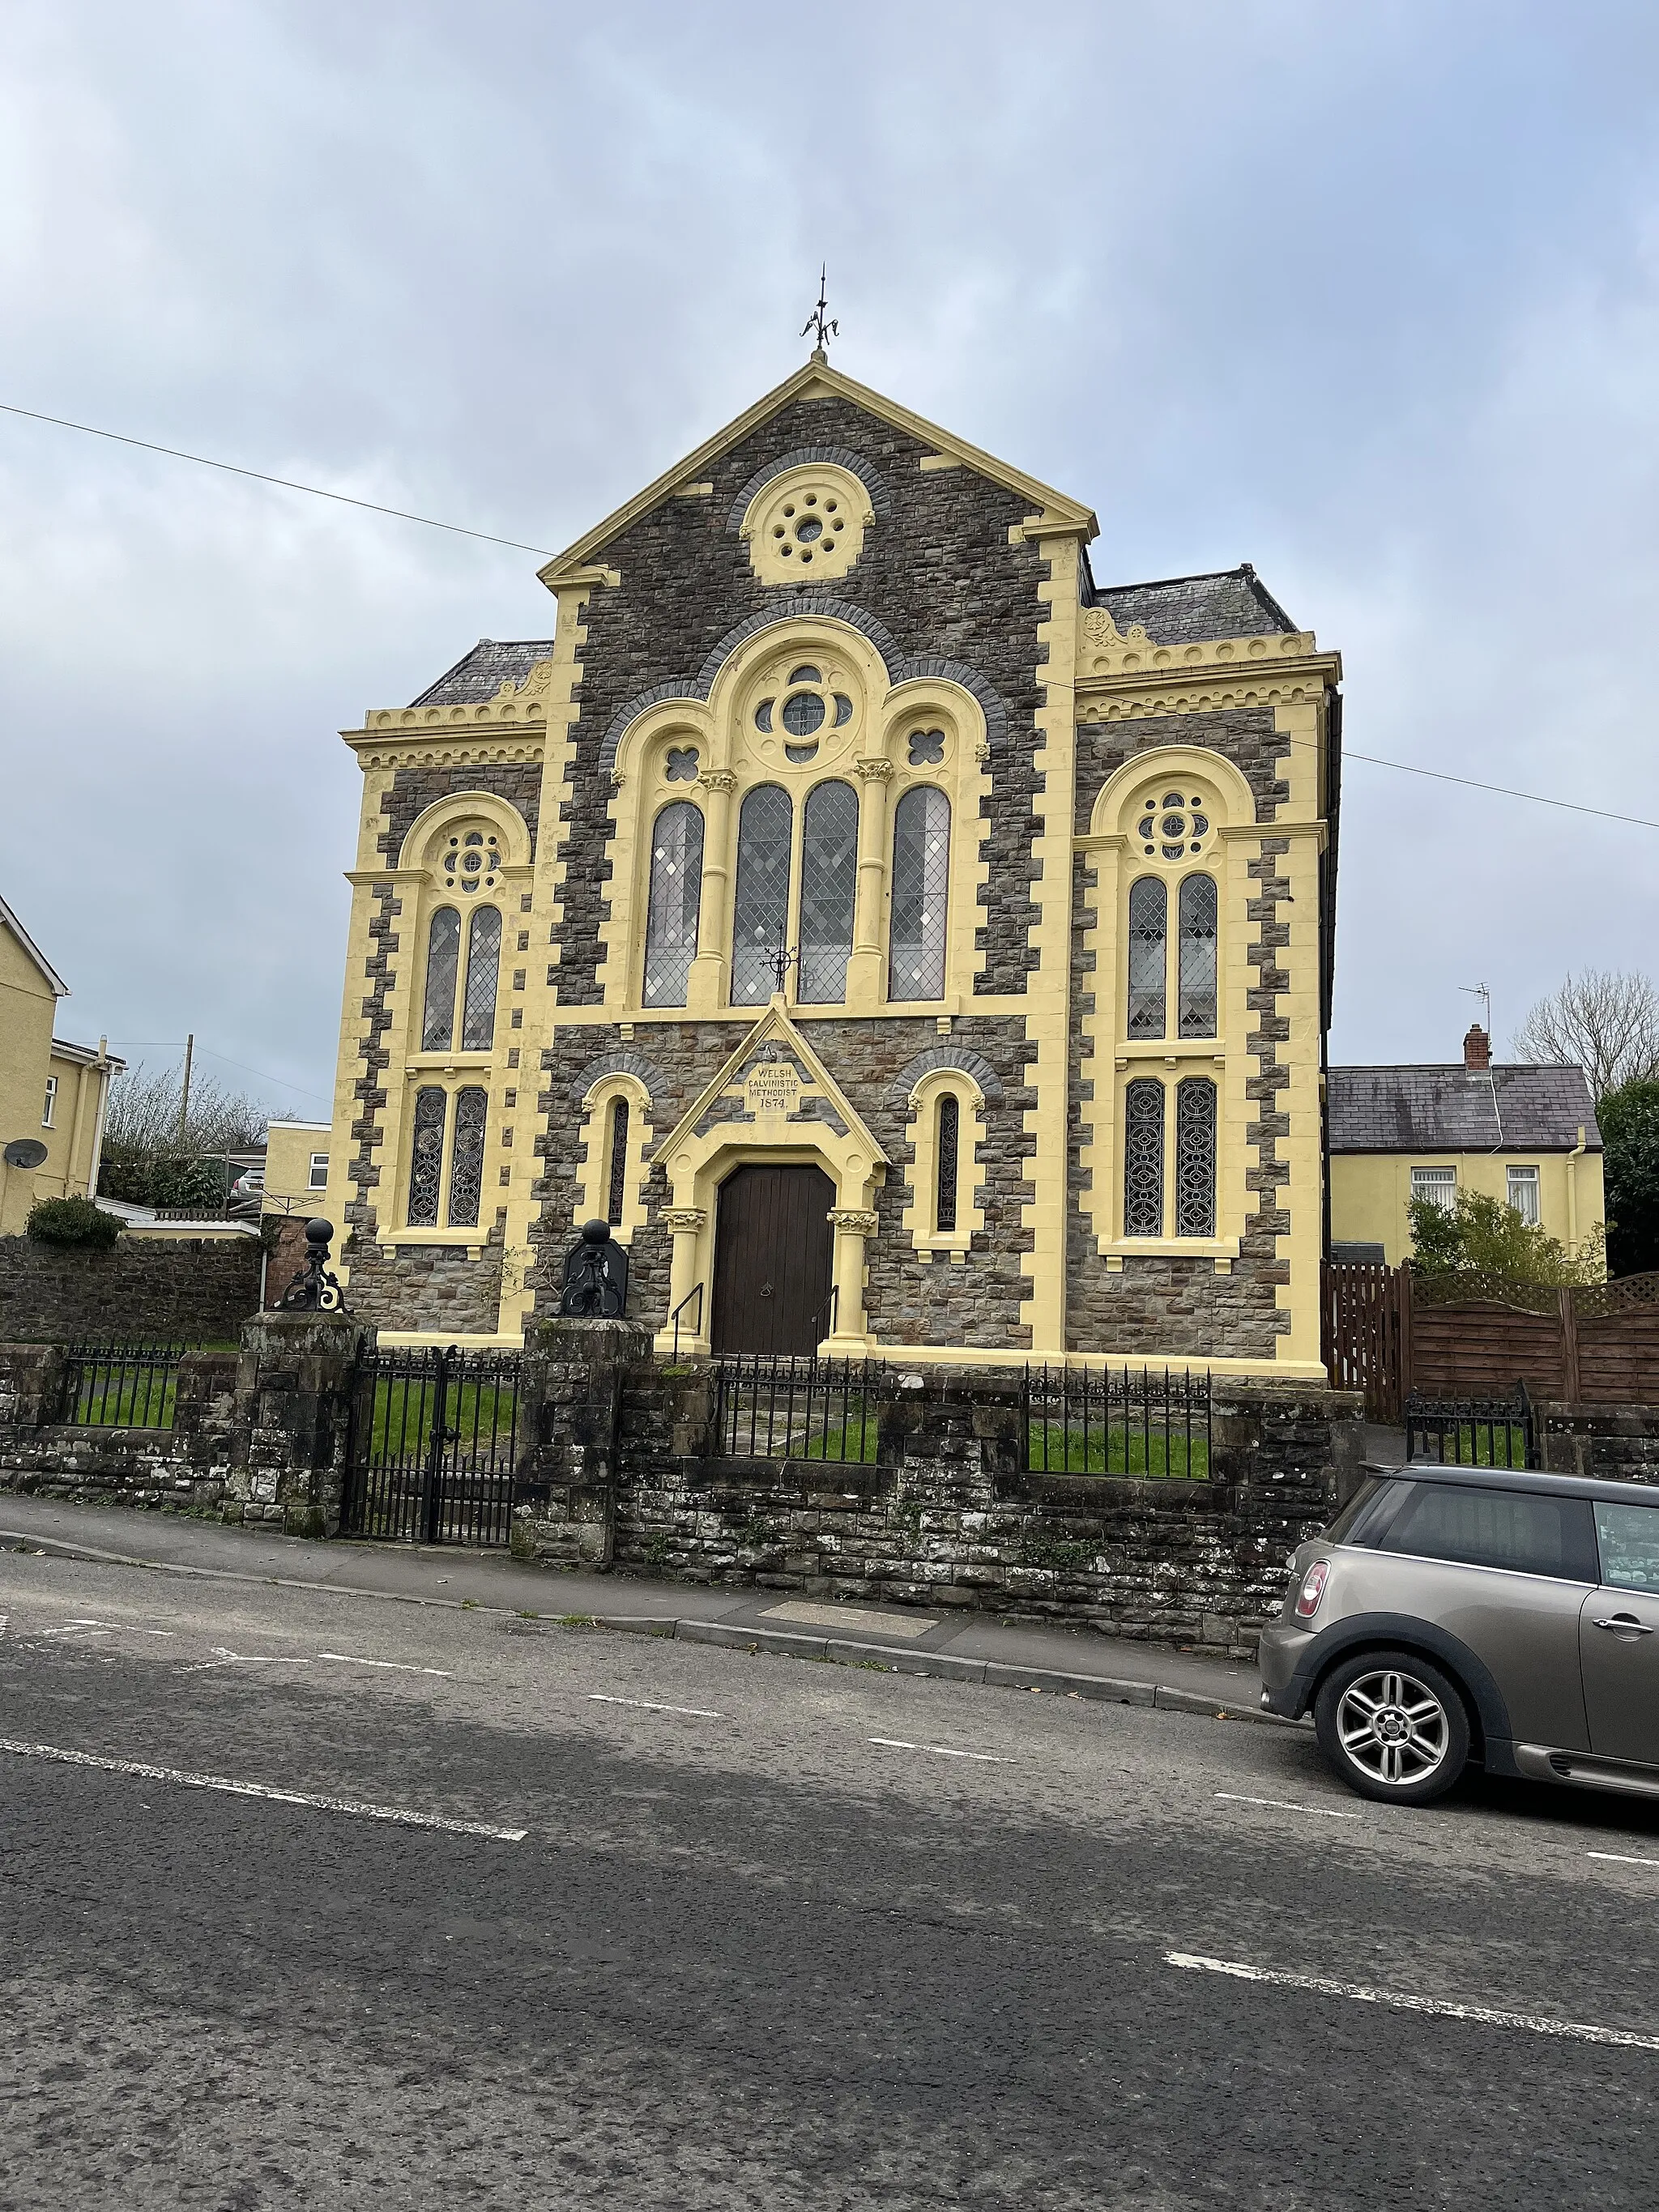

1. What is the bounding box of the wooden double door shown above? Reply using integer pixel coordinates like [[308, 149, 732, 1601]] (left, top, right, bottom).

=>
[[710, 1164, 836, 1356]]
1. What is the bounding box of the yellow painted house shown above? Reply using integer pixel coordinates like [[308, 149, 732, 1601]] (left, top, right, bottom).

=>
[[1328, 1026, 1606, 1268], [318, 354, 1343, 1372], [262, 1119, 332, 1215], [0, 894, 124, 1234]]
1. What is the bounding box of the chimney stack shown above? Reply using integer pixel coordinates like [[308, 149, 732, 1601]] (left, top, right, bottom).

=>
[[1463, 1024, 1491, 1073]]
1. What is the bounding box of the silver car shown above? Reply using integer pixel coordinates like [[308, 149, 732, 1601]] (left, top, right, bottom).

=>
[[1259, 1464, 1659, 1806]]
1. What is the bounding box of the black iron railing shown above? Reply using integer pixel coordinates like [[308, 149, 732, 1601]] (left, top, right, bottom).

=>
[[1024, 1365, 1212, 1479], [711, 1353, 881, 1465], [60, 1342, 189, 1430], [1405, 1384, 1537, 1470], [344, 1345, 521, 1544]]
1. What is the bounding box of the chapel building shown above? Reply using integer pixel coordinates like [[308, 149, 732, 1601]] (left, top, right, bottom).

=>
[[320, 356, 1342, 1375]]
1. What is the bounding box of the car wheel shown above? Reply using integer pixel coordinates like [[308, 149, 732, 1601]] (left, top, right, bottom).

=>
[[1313, 1649, 1470, 1805]]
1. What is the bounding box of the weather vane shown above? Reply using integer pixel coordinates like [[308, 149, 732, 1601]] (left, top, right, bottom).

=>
[[802, 266, 838, 356]]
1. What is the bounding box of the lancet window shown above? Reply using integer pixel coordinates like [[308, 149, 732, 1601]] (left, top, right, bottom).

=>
[[889, 786, 949, 1001], [642, 801, 704, 1008], [798, 780, 859, 1003], [731, 784, 793, 1004]]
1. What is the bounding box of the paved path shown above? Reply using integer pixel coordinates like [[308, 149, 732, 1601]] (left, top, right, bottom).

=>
[[2, 1544, 1659, 2206]]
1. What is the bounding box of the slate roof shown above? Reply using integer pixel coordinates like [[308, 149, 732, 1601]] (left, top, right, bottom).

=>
[[1093, 564, 1298, 645], [1328, 1065, 1602, 1155], [410, 638, 556, 708]]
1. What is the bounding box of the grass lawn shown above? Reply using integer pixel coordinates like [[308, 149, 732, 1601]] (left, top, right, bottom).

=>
[[71, 1370, 179, 1430], [1026, 1418, 1209, 1479], [1422, 1423, 1530, 1470], [367, 1376, 518, 1465]]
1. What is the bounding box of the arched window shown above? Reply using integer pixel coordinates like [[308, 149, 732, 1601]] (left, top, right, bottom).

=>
[[1126, 880, 1166, 1038], [421, 910, 461, 1051], [407, 1086, 447, 1227], [935, 1093, 961, 1234], [606, 1097, 630, 1226], [889, 786, 949, 1001], [1124, 1077, 1164, 1237], [798, 780, 859, 1003], [1175, 1078, 1217, 1238], [461, 908, 501, 1051], [642, 801, 704, 1008], [1178, 875, 1218, 1038], [731, 784, 793, 1004], [448, 1087, 488, 1228]]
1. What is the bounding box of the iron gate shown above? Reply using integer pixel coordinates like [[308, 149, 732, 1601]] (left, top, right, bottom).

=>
[[344, 1345, 521, 1544]]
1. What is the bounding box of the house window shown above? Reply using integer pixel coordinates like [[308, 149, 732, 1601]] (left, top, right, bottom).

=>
[[606, 1097, 630, 1226], [1124, 1077, 1165, 1236], [308, 1153, 329, 1190], [889, 786, 949, 1000], [447, 1087, 488, 1228], [407, 1087, 447, 1227], [1177, 876, 1218, 1038], [731, 784, 793, 1004], [1508, 1166, 1541, 1225], [1126, 878, 1167, 1037], [935, 1093, 960, 1234], [42, 1075, 58, 1129], [798, 781, 859, 1004], [642, 801, 704, 1008], [460, 908, 501, 1051], [421, 909, 462, 1051], [1175, 1078, 1218, 1237], [1410, 1166, 1457, 1212]]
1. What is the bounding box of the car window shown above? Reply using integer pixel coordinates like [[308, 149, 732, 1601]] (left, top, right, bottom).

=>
[[1595, 1501, 1659, 1593], [1328, 1477, 1412, 1548], [1378, 1482, 1598, 1581]]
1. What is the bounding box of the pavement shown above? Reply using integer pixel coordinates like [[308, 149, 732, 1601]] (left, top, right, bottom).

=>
[[3, 1538, 1659, 2207], [0, 1491, 1273, 1718]]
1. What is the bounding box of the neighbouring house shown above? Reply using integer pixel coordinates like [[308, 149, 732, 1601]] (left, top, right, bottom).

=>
[[0, 893, 125, 1234], [261, 1120, 331, 1216], [1328, 1025, 1606, 1268], [316, 352, 1343, 1369]]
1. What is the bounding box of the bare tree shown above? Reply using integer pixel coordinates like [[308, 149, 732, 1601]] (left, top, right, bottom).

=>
[[1512, 970, 1659, 1100], [101, 1060, 268, 1158]]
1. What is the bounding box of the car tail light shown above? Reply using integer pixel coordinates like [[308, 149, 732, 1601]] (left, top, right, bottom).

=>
[[1294, 1560, 1328, 1620]]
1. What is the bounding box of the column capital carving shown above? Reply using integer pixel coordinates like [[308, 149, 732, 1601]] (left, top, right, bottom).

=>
[[853, 756, 895, 784], [663, 1207, 707, 1233], [828, 1208, 880, 1237], [697, 769, 738, 795]]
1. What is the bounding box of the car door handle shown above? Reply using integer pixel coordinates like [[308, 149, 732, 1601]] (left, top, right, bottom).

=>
[[1593, 1614, 1656, 1635]]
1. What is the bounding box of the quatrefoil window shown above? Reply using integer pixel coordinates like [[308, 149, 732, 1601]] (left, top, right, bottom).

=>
[[443, 828, 502, 890], [1135, 788, 1209, 860], [663, 747, 699, 782], [908, 729, 946, 766]]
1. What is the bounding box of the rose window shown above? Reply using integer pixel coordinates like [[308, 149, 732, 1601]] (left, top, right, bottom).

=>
[[443, 828, 502, 891], [1135, 789, 1209, 860], [753, 667, 855, 763], [769, 491, 846, 568]]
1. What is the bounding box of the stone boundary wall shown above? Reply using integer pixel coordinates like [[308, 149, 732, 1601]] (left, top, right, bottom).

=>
[[0, 1235, 262, 1345], [1537, 1402, 1659, 1485]]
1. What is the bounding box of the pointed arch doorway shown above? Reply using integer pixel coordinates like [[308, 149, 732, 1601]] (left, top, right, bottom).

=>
[[710, 1163, 836, 1355]]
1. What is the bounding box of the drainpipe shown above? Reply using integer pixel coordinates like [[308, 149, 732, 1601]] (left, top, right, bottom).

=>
[[87, 1038, 112, 1200], [1567, 1124, 1585, 1255]]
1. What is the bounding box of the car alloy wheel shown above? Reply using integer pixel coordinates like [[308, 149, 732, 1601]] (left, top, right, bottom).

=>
[[1337, 1667, 1449, 1788]]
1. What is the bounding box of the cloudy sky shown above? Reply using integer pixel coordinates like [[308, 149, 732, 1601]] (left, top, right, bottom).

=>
[[5, 1, 1658, 1123]]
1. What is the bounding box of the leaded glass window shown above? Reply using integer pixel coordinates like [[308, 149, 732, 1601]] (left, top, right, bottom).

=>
[[936, 1093, 960, 1234], [1178, 874, 1218, 1038], [889, 786, 949, 1001], [1175, 1078, 1217, 1238], [447, 1086, 487, 1228], [1127, 879, 1166, 1038], [642, 801, 704, 1008], [606, 1097, 630, 1226], [421, 910, 461, 1051], [731, 784, 793, 1004], [407, 1086, 447, 1228], [798, 780, 859, 1003], [1124, 1077, 1165, 1237], [461, 907, 501, 1051]]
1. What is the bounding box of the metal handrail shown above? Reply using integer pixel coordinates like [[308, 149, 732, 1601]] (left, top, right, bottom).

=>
[[669, 1281, 704, 1360]]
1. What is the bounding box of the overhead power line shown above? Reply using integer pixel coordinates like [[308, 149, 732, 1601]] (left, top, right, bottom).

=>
[[104, 1041, 333, 1108]]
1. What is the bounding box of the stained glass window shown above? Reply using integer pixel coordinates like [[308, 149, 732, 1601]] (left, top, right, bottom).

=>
[[461, 907, 501, 1051], [1178, 874, 1218, 1038], [731, 784, 793, 1004], [1127, 879, 1166, 1038], [606, 1097, 630, 1226], [642, 801, 704, 1008], [447, 1086, 488, 1228], [1175, 1079, 1217, 1238], [889, 786, 949, 1000], [1124, 1078, 1165, 1237], [936, 1093, 960, 1234], [798, 781, 859, 1003], [421, 910, 460, 1051], [407, 1086, 447, 1228]]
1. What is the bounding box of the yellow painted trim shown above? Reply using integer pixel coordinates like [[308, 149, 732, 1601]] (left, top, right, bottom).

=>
[[900, 1069, 987, 1259]]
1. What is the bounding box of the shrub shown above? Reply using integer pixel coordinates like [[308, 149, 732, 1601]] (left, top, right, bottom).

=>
[[1407, 1187, 1604, 1291], [25, 1196, 124, 1249]]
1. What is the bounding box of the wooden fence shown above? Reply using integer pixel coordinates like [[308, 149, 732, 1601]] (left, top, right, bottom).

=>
[[1322, 1264, 1659, 1420]]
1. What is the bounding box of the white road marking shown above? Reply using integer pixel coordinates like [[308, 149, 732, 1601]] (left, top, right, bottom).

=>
[[1589, 1850, 1659, 1869], [185, 1648, 314, 1672], [1166, 1952, 1659, 2052], [868, 1737, 1010, 1763], [41, 1624, 110, 1639], [0, 1737, 525, 1841], [588, 1694, 725, 1718], [316, 1652, 453, 1677], [1217, 1791, 1360, 1820]]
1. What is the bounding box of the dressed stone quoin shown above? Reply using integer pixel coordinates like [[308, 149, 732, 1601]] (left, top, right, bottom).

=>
[[318, 354, 1341, 1373]]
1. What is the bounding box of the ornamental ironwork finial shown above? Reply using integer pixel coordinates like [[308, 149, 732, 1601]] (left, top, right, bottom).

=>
[[802, 266, 838, 358]]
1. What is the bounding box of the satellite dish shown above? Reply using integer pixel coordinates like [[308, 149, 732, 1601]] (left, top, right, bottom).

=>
[[3, 1138, 49, 1170]]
